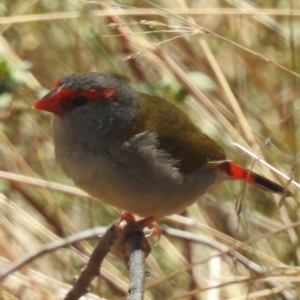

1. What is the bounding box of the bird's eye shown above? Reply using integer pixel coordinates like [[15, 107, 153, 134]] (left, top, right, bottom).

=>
[[72, 96, 88, 107]]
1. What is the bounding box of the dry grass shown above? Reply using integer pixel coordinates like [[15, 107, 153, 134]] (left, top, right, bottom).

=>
[[0, 0, 299, 299]]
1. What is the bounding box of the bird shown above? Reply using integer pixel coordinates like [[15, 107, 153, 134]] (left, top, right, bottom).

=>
[[33, 72, 292, 229]]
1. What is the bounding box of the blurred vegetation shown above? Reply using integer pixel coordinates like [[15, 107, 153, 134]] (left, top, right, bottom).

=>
[[0, 0, 299, 299]]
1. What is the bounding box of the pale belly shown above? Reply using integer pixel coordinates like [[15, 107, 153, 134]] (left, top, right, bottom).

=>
[[58, 151, 217, 219]]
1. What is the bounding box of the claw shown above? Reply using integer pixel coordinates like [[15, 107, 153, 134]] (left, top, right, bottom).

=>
[[117, 211, 160, 240], [116, 211, 161, 262]]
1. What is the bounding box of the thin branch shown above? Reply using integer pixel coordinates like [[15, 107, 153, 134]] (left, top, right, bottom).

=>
[[0, 170, 90, 198], [126, 231, 150, 300], [161, 226, 294, 300], [0, 226, 107, 280], [64, 223, 118, 300], [1, 220, 151, 300], [144, 0, 300, 79], [2, 9, 300, 26]]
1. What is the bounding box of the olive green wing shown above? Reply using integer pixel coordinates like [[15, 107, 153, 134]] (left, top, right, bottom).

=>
[[116, 93, 228, 174]]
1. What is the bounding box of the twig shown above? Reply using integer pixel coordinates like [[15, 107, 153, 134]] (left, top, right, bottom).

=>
[[1, 220, 151, 300], [126, 231, 150, 300], [161, 226, 294, 300], [144, 0, 300, 79], [0, 227, 107, 280], [0, 170, 90, 198], [64, 223, 118, 300]]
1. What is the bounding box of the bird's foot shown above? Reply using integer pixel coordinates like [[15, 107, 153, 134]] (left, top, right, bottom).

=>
[[117, 211, 160, 239], [116, 211, 160, 263]]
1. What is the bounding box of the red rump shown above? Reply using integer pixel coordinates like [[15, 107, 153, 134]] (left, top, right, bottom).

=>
[[218, 162, 255, 182]]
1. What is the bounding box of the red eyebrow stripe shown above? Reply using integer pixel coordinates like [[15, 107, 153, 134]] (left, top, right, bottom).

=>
[[103, 89, 117, 99], [77, 88, 118, 101], [53, 80, 61, 88]]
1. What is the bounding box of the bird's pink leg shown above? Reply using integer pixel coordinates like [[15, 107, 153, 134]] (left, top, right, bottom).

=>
[[117, 211, 160, 238]]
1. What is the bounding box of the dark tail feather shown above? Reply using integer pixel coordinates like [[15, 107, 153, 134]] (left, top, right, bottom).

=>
[[251, 173, 292, 196], [218, 162, 292, 196]]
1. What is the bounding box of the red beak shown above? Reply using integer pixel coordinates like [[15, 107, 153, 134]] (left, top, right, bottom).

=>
[[32, 87, 64, 115]]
